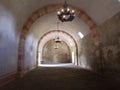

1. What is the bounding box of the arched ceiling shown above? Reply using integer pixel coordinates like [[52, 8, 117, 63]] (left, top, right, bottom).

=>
[[29, 12, 90, 42], [0, 0, 120, 48], [0, 0, 120, 32], [37, 30, 76, 52]]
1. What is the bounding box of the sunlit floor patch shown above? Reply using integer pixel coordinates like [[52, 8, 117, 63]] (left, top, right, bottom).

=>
[[39, 63, 74, 67]]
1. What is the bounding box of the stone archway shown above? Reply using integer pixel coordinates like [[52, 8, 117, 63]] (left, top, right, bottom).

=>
[[42, 40, 72, 64], [37, 30, 78, 66], [18, 4, 99, 73]]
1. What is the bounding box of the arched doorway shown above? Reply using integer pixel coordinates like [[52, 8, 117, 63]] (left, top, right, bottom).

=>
[[37, 30, 78, 66], [18, 4, 99, 74], [42, 40, 72, 64]]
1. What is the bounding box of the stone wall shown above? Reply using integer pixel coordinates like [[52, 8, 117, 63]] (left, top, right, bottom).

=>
[[97, 12, 120, 70], [78, 33, 99, 70], [78, 12, 120, 71]]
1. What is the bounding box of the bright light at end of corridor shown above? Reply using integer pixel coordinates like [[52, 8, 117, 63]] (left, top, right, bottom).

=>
[[39, 63, 73, 67], [72, 52, 75, 63]]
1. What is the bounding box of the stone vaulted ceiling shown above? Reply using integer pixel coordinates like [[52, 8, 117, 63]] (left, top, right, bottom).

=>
[[0, 0, 120, 43], [0, 0, 120, 26]]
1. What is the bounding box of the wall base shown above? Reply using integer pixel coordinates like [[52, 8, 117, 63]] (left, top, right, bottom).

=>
[[0, 72, 17, 87]]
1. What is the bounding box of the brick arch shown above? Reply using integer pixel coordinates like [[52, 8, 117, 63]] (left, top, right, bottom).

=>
[[18, 4, 99, 73], [36, 30, 78, 66]]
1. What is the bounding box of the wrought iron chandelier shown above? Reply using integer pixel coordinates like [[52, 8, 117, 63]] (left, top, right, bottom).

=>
[[57, 1, 75, 22], [54, 22, 62, 49], [55, 36, 61, 43], [54, 31, 61, 49]]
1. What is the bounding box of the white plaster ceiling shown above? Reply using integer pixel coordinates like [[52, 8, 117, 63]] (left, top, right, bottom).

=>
[[0, 0, 120, 44], [29, 12, 90, 42], [0, 0, 120, 27]]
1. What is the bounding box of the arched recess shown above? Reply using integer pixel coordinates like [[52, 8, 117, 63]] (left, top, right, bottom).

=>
[[37, 30, 78, 66], [18, 4, 99, 72]]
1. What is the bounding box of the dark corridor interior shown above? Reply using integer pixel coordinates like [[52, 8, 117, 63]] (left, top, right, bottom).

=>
[[0, 66, 120, 90]]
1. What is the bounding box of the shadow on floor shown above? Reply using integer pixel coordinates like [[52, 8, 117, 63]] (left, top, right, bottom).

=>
[[0, 66, 120, 90]]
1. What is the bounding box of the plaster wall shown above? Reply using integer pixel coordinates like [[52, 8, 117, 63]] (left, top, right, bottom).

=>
[[24, 33, 37, 72], [0, 5, 18, 77]]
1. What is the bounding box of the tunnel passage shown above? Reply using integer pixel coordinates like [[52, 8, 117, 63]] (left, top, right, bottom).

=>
[[42, 39, 72, 64]]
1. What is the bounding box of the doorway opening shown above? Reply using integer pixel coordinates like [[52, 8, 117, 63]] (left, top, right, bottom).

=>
[[37, 30, 78, 67], [41, 40, 72, 64]]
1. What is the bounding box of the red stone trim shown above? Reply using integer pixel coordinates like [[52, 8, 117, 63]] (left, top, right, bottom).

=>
[[18, 4, 99, 73]]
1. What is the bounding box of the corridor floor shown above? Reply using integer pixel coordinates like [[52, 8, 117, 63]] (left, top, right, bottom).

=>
[[0, 66, 120, 90]]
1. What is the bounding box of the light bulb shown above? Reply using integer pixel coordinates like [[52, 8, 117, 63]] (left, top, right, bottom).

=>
[[57, 11, 61, 15], [67, 8, 70, 11], [61, 9, 64, 12], [72, 10, 75, 13], [63, 15, 66, 18]]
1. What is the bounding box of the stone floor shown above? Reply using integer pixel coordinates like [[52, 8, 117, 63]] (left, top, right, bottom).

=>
[[0, 66, 120, 90]]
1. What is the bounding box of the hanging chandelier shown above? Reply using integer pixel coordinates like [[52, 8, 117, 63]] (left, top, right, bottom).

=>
[[54, 22, 61, 49], [54, 32, 61, 49], [55, 22, 61, 43], [55, 36, 61, 43], [54, 33, 62, 49], [57, 1, 75, 22]]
